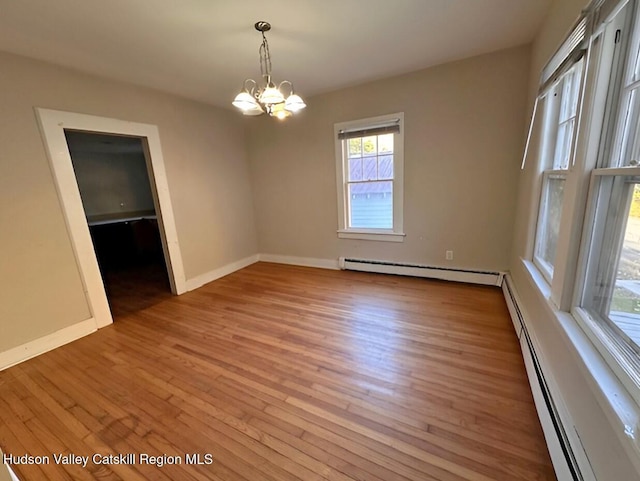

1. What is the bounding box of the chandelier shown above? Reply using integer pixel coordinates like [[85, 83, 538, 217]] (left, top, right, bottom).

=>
[[232, 21, 306, 120]]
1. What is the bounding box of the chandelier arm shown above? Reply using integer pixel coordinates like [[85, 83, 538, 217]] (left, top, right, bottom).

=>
[[278, 80, 293, 96], [243, 78, 258, 95]]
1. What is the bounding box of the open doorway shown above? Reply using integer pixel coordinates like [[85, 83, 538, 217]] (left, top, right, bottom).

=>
[[65, 131, 171, 317], [37, 109, 186, 331]]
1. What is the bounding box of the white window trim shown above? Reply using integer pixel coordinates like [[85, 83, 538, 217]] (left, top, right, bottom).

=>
[[521, 0, 640, 471], [574, 166, 640, 405], [334, 112, 405, 242], [569, 0, 640, 408], [521, 258, 640, 469]]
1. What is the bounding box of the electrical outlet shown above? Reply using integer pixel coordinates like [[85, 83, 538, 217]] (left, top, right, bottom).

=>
[[446, 250, 454, 261]]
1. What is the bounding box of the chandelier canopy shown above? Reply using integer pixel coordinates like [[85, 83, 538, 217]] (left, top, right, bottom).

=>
[[232, 21, 306, 120]]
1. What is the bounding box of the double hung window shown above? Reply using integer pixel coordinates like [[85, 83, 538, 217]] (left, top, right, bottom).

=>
[[523, 0, 640, 402], [335, 113, 404, 242], [534, 61, 584, 282], [579, 0, 640, 391]]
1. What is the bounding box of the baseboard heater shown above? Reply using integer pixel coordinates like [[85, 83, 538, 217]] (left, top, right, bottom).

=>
[[338, 257, 503, 286], [502, 277, 584, 481]]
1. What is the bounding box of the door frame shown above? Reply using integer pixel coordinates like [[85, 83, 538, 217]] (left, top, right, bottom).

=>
[[36, 108, 186, 329]]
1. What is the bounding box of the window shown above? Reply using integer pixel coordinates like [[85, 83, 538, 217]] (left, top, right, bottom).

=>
[[534, 60, 584, 282], [576, 0, 640, 400], [334, 113, 404, 242]]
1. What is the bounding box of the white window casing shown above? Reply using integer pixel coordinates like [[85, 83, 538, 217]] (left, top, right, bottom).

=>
[[334, 113, 405, 242]]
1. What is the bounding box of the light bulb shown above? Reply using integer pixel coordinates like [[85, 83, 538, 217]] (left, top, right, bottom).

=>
[[270, 103, 292, 120]]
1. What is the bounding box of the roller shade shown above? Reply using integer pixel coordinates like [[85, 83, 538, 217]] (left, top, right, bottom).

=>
[[540, 17, 588, 94], [540, 0, 627, 93], [337, 120, 400, 140]]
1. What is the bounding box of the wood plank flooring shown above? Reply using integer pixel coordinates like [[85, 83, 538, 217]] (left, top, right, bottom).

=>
[[0, 262, 556, 480]]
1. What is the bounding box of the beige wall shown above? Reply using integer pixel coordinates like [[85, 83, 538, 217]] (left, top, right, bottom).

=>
[[0, 51, 257, 353], [509, 0, 640, 479], [247, 45, 531, 271], [0, 450, 13, 481]]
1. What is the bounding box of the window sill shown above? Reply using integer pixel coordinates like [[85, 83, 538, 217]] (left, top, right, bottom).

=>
[[337, 230, 405, 242], [532, 255, 554, 286], [524, 259, 552, 300], [521, 258, 640, 469]]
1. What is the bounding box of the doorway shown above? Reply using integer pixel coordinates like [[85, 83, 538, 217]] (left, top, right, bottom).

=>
[[65, 131, 171, 317], [36, 109, 186, 330]]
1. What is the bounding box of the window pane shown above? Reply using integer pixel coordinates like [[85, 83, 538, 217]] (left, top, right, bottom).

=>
[[378, 133, 393, 153], [628, 88, 640, 166], [583, 177, 640, 359], [348, 181, 393, 229], [362, 136, 377, 155], [553, 119, 575, 170], [379, 154, 393, 180], [607, 184, 640, 350], [535, 176, 566, 275], [559, 70, 576, 122], [349, 138, 362, 157], [632, 43, 640, 84], [568, 67, 581, 118], [615, 88, 640, 167], [348, 158, 363, 181], [363, 156, 377, 181]]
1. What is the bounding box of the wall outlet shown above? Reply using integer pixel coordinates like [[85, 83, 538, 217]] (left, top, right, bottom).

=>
[[446, 250, 454, 261]]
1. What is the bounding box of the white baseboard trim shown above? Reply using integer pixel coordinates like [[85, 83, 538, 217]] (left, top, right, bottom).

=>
[[502, 278, 524, 337], [0, 318, 97, 372], [185, 254, 259, 291], [8, 466, 19, 481], [1, 449, 19, 481], [502, 275, 595, 481], [258, 254, 340, 270]]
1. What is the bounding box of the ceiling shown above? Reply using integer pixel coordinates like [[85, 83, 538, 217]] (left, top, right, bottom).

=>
[[0, 0, 552, 109]]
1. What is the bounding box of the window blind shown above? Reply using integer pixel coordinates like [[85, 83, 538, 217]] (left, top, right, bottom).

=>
[[522, 5, 595, 169], [540, 0, 626, 93], [540, 17, 588, 94], [337, 120, 400, 140]]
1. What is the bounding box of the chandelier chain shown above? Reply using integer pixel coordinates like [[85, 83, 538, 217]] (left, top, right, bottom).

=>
[[259, 32, 272, 79]]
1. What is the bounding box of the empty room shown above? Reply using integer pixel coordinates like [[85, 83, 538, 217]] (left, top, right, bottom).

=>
[[0, 0, 639, 480]]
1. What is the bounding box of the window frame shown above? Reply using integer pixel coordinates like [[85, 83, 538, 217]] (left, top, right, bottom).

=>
[[571, 0, 640, 406], [334, 112, 405, 242], [574, 169, 640, 407], [533, 60, 585, 284], [519, 0, 640, 466]]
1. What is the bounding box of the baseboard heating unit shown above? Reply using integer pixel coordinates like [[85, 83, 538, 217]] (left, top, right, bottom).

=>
[[338, 257, 504, 286], [502, 275, 587, 481]]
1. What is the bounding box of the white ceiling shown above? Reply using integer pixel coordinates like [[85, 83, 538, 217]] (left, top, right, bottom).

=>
[[0, 0, 552, 109]]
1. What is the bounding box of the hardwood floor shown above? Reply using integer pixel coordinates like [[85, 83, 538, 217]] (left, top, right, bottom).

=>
[[103, 261, 172, 318], [0, 262, 556, 480]]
